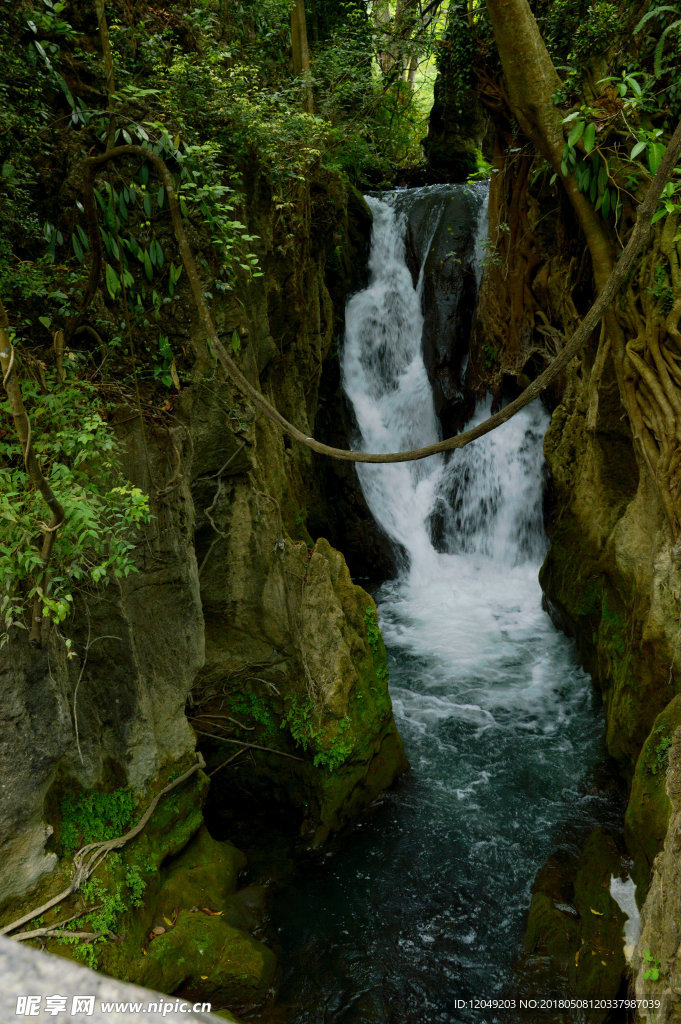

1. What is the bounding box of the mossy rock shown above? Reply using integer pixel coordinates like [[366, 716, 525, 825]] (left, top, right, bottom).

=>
[[568, 829, 626, 1001], [520, 829, 626, 1016], [220, 885, 267, 933], [39, 765, 211, 982], [154, 826, 247, 920], [624, 694, 681, 891], [524, 891, 580, 958], [137, 910, 277, 1010]]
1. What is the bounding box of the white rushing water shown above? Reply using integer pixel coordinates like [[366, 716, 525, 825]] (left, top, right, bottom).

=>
[[337, 191, 609, 1011], [342, 192, 557, 694], [343, 196, 443, 573], [271, 188, 611, 1024]]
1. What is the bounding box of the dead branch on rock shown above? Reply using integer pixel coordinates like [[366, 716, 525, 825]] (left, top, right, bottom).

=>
[[192, 728, 304, 762]]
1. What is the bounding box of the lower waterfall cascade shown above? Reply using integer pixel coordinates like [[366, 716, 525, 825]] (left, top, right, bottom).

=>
[[265, 186, 620, 1023]]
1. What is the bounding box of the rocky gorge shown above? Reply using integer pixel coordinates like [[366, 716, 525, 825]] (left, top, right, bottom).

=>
[[2, 0, 681, 1020]]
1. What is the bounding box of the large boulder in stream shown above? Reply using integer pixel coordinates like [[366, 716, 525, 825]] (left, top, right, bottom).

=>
[[398, 183, 487, 437]]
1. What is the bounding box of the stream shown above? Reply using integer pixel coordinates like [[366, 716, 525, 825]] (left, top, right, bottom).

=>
[[266, 186, 616, 1023]]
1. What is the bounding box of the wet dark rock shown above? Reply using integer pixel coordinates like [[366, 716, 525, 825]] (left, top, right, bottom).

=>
[[396, 185, 485, 437]]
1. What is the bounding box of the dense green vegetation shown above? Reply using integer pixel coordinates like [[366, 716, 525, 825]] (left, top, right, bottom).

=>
[[1, 0, 680, 646], [0, 0, 458, 647]]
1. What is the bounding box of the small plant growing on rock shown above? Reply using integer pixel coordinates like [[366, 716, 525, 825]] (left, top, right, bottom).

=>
[[364, 606, 388, 684], [643, 950, 661, 981], [649, 727, 672, 776]]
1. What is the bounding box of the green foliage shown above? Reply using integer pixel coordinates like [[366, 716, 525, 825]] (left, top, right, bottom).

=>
[[59, 787, 136, 855], [649, 727, 673, 776], [0, 368, 152, 640], [649, 263, 675, 315], [283, 693, 317, 752], [124, 864, 148, 906], [58, 864, 146, 969], [436, 3, 476, 116], [230, 691, 278, 741], [313, 717, 355, 772], [483, 344, 499, 370], [572, 2, 619, 61], [283, 694, 355, 772], [635, 4, 681, 80], [559, 71, 681, 228], [643, 950, 661, 982]]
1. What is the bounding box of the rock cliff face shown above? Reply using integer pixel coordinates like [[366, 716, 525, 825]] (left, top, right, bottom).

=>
[[0, 163, 406, 1011]]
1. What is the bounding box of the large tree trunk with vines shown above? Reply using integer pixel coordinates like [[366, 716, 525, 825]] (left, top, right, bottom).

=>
[[484, 0, 681, 539]]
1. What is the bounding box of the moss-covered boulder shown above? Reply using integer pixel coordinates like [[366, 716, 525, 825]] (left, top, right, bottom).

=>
[[138, 911, 277, 1010], [569, 830, 626, 1000], [198, 535, 408, 846], [154, 827, 246, 920], [520, 829, 626, 1018]]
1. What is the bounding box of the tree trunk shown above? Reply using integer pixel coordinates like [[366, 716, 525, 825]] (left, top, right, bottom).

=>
[[484, 0, 613, 289], [483, 0, 681, 536], [373, 0, 395, 76], [290, 0, 314, 114]]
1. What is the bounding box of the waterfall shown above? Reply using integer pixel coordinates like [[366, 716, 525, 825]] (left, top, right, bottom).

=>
[[342, 196, 443, 571], [342, 187, 563, 711], [342, 186, 546, 577], [271, 186, 610, 1024]]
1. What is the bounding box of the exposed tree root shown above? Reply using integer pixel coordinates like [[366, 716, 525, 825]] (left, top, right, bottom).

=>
[[0, 753, 205, 939]]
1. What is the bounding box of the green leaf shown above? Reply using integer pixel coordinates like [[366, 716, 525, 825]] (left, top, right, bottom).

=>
[[634, 5, 678, 32], [567, 120, 585, 148], [231, 330, 241, 355], [652, 208, 667, 224], [105, 263, 120, 299], [598, 163, 608, 191], [583, 123, 596, 154], [628, 76, 642, 99], [648, 142, 665, 175], [144, 251, 153, 282], [631, 140, 647, 160]]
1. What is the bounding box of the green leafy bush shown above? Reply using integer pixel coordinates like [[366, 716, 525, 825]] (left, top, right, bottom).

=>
[[0, 368, 151, 640]]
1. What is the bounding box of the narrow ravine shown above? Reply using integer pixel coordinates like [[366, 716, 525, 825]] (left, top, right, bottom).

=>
[[268, 188, 615, 1023]]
